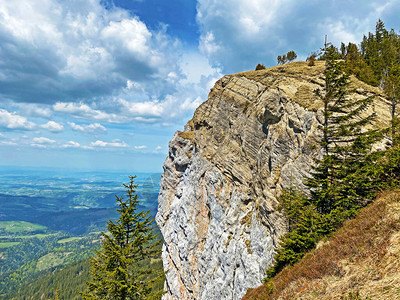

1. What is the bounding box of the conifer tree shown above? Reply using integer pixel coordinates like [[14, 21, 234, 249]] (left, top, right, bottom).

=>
[[80, 176, 163, 300], [307, 42, 376, 217], [286, 50, 297, 62]]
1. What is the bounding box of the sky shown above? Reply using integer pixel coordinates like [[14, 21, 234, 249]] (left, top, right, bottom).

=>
[[0, 0, 399, 172]]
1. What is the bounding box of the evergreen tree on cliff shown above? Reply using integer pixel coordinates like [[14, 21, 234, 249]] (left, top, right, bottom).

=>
[[307, 42, 376, 220], [80, 176, 163, 300], [266, 41, 379, 280]]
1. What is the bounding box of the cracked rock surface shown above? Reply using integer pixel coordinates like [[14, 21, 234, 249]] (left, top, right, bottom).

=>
[[156, 61, 390, 300]]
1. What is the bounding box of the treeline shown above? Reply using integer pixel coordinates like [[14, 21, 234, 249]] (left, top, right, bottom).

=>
[[266, 20, 400, 280], [317, 19, 400, 93]]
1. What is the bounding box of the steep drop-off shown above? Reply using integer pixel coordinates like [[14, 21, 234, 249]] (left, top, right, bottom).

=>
[[156, 61, 390, 299]]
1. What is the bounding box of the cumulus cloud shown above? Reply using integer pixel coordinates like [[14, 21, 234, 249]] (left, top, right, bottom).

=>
[[118, 99, 163, 118], [30, 136, 56, 148], [53, 80, 212, 124], [0, 109, 35, 130], [90, 140, 127, 148], [41, 121, 64, 132], [62, 141, 81, 148], [16, 104, 52, 118], [54, 102, 122, 122], [0, 0, 182, 104], [68, 122, 106, 134], [196, 0, 400, 73], [32, 137, 56, 144], [0, 0, 222, 130]]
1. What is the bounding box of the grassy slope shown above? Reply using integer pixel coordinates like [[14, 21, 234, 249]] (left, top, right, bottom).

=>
[[243, 190, 400, 300]]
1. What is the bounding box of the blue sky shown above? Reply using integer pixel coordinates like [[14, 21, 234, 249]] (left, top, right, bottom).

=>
[[0, 0, 399, 172]]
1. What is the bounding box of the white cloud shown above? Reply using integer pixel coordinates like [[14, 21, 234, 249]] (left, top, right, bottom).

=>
[[153, 145, 164, 154], [32, 137, 56, 144], [180, 52, 220, 84], [0, 0, 182, 104], [54, 102, 122, 123], [196, 0, 400, 73], [17, 104, 52, 118], [134, 145, 147, 150], [101, 18, 152, 59], [62, 141, 81, 148], [41, 121, 64, 132], [197, 0, 287, 71], [119, 99, 163, 118], [30, 136, 56, 148], [0, 0, 221, 130], [90, 140, 127, 148], [68, 122, 106, 134], [0, 140, 18, 146], [0, 109, 35, 130]]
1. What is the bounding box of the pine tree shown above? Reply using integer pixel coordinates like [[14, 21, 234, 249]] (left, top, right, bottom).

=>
[[286, 50, 297, 62], [80, 176, 164, 300]]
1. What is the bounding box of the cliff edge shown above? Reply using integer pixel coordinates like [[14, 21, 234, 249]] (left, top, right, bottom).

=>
[[156, 61, 390, 299]]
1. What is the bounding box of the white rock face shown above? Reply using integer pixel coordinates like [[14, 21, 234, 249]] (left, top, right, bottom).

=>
[[156, 62, 390, 299]]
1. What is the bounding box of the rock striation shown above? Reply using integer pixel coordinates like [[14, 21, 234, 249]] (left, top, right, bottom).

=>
[[156, 61, 390, 300]]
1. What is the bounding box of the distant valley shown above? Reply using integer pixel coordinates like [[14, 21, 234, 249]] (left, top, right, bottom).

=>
[[0, 167, 161, 298]]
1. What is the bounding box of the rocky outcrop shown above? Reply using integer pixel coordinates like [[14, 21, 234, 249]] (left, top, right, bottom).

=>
[[156, 61, 390, 300]]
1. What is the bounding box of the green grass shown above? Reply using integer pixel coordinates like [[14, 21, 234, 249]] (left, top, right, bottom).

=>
[[0, 233, 56, 239], [57, 237, 84, 244], [0, 242, 21, 248], [0, 221, 47, 234], [36, 252, 72, 272]]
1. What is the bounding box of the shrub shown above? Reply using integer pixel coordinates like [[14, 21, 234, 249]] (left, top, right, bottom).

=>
[[255, 63, 266, 70]]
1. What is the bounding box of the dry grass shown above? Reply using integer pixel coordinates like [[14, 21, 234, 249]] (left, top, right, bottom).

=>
[[234, 61, 325, 79], [177, 130, 194, 142], [243, 190, 400, 300]]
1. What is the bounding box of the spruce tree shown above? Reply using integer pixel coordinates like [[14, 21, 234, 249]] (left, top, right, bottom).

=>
[[80, 176, 163, 300], [307, 42, 376, 218]]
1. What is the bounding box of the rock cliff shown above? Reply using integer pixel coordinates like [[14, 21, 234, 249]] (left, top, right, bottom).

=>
[[156, 61, 390, 300]]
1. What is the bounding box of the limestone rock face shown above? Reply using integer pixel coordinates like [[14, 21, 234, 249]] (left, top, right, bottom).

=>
[[156, 61, 390, 300]]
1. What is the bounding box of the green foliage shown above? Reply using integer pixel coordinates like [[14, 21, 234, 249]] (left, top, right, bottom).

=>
[[286, 50, 297, 62], [277, 55, 285, 65], [81, 176, 164, 300], [277, 50, 297, 65], [255, 63, 266, 70], [265, 188, 325, 279], [309, 44, 376, 214]]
